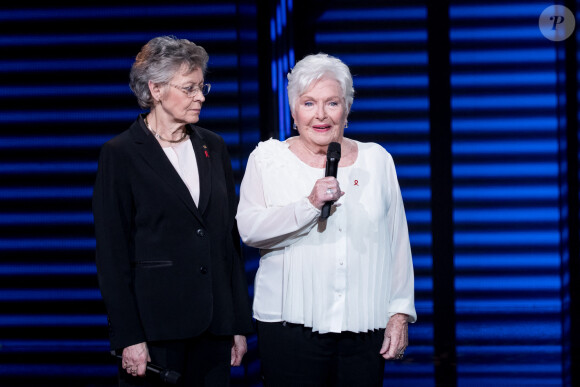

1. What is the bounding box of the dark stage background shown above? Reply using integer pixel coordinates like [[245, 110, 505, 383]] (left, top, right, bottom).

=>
[[0, 1, 578, 386]]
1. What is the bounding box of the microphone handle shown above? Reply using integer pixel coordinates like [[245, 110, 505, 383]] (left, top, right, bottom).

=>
[[321, 155, 339, 220], [320, 201, 332, 219]]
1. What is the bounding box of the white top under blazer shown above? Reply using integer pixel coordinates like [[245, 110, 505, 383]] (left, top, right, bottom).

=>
[[236, 138, 416, 334]]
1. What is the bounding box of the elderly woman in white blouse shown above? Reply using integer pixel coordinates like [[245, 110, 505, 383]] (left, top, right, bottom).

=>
[[236, 53, 416, 386]]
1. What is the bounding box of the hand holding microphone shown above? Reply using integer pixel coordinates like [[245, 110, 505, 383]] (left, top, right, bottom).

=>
[[113, 352, 181, 385], [307, 142, 343, 219]]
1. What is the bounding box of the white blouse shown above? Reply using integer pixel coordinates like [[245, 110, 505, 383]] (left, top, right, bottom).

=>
[[236, 139, 416, 334], [162, 139, 200, 206]]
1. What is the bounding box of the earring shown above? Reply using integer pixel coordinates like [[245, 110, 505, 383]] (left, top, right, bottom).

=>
[[293, 122, 297, 130], [344, 121, 348, 129]]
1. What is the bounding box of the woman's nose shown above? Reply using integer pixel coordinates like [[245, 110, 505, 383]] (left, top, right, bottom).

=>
[[315, 103, 326, 118]]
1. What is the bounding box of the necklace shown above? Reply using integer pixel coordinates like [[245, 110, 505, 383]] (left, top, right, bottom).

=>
[[144, 116, 188, 143]]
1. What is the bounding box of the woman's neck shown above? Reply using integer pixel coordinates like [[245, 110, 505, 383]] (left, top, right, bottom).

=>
[[145, 112, 188, 144], [288, 137, 357, 169]]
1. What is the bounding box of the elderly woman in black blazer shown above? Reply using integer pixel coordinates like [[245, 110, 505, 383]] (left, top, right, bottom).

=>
[[93, 36, 253, 386]]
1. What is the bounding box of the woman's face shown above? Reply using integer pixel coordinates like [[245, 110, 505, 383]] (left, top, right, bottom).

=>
[[293, 77, 347, 149], [155, 65, 206, 125]]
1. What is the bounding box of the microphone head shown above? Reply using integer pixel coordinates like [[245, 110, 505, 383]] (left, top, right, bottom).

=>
[[160, 370, 181, 384], [327, 142, 341, 160]]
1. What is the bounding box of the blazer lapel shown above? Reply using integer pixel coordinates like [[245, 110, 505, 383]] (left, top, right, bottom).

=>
[[130, 117, 206, 225], [189, 125, 212, 215]]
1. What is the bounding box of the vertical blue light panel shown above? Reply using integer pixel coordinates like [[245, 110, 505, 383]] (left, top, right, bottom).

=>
[[451, 2, 564, 385]]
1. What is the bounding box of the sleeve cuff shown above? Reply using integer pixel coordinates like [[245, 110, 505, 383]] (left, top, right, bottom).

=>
[[295, 196, 321, 226]]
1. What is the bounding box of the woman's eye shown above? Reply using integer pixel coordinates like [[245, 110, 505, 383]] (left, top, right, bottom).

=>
[[329, 101, 338, 107], [304, 101, 313, 107]]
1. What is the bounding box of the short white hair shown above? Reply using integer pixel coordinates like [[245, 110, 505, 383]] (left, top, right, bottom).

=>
[[287, 53, 354, 116]]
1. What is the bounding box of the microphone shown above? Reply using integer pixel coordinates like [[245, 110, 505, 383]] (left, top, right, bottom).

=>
[[320, 142, 341, 220], [113, 353, 181, 385]]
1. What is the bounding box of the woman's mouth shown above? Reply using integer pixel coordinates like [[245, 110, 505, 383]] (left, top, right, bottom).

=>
[[313, 124, 331, 132]]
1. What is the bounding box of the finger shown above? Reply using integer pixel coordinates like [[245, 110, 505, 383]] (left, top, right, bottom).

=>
[[136, 362, 147, 377], [231, 345, 236, 366], [379, 335, 390, 356], [232, 346, 243, 366], [386, 335, 400, 358]]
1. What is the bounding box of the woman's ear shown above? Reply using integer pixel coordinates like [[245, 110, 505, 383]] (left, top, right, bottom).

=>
[[148, 80, 162, 103]]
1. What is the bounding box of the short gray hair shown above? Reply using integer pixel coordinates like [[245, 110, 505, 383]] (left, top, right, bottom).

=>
[[129, 36, 209, 109], [287, 53, 354, 116]]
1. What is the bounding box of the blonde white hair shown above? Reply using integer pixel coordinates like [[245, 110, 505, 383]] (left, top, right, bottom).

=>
[[287, 53, 354, 116]]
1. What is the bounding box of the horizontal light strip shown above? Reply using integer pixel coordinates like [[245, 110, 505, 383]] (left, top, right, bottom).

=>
[[453, 163, 558, 177], [413, 255, 433, 270], [452, 72, 556, 87], [317, 30, 426, 43], [0, 238, 95, 250], [355, 97, 429, 111], [0, 5, 236, 21], [454, 186, 558, 200], [453, 140, 558, 154], [0, 107, 242, 122], [450, 27, 545, 40], [450, 4, 547, 18], [0, 31, 237, 46], [455, 277, 560, 291], [0, 289, 101, 301], [0, 339, 108, 352], [355, 75, 429, 88], [320, 7, 426, 21], [0, 54, 238, 72], [415, 277, 432, 292], [0, 162, 97, 174], [0, 314, 105, 327], [0, 132, 241, 149], [451, 49, 556, 64], [405, 209, 431, 223], [456, 300, 561, 313], [0, 82, 239, 97], [0, 135, 112, 148], [0, 187, 92, 199], [0, 364, 115, 377], [396, 165, 430, 178], [339, 53, 428, 66], [400, 187, 431, 201], [455, 254, 559, 269], [378, 142, 429, 155], [458, 345, 561, 355], [409, 232, 432, 247], [453, 117, 556, 131], [0, 264, 96, 275], [0, 159, 241, 174], [352, 121, 429, 133], [455, 231, 559, 246], [452, 95, 556, 109], [456, 321, 561, 340], [0, 84, 128, 97], [0, 212, 93, 225], [457, 365, 560, 374], [455, 208, 559, 223]]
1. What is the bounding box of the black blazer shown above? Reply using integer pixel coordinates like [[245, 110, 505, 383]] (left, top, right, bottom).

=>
[[93, 115, 253, 351]]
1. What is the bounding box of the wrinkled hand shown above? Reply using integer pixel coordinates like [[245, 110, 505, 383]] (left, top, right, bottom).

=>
[[380, 313, 408, 360], [231, 335, 247, 366], [308, 176, 345, 210], [121, 342, 151, 377]]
